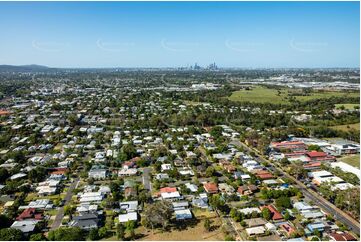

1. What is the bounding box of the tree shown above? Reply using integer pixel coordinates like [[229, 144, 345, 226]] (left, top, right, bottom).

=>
[[0, 228, 24, 241], [0, 168, 9, 183], [30, 233, 46, 241], [308, 145, 322, 152], [98, 227, 109, 239], [0, 214, 12, 229], [64, 205, 75, 217], [261, 207, 271, 221], [88, 228, 99, 240], [116, 223, 125, 240], [210, 126, 223, 139], [48, 227, 84, 241], [284, 210, 291, 221], [142, 201, 172, 232], [125, 220, 136, 240], [204, 218, 211, 232], [276, 196, 292, 209], [224, 235, 235, 241]]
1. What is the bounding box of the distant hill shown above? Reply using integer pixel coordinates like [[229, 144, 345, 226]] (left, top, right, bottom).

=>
[[0, 64, 56, 72]]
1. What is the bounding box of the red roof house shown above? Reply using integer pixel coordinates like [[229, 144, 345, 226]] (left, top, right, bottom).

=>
[[260, 205, 283, 220], [160, 187, 177, 193], [329, 232, 357, 241], [203, 182, 218, 194], [16, 208, 43, 221]]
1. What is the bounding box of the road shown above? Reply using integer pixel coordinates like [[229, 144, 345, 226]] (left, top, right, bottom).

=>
[[50, 177, 80, 231], [142, 167, 152, 192], [230, 139, 360, 235]]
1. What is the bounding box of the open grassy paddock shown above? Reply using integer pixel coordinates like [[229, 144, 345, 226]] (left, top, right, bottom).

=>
[[335, 103, 360, 110], [340, 154, 360, 168], [331, 123, 360, 132], [228, 86, 359, 104]]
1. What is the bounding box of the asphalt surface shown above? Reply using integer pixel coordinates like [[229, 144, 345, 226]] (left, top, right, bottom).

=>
[[230, 139, 360, 236], [50, 177, 80, 231]]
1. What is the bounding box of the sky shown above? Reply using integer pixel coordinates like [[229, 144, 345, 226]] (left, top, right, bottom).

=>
[[0, 1, 359, 68]]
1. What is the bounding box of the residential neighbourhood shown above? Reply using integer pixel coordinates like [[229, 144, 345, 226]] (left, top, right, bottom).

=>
[[0, 67, 359, 241]]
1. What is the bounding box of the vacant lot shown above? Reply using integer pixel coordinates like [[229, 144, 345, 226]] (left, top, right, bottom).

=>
[[335, 103, 360, 110], [331, 123, 360, 132], [228, 86, 359, 104], [340, 154, 360, 168], [138, 210, 224, 241]]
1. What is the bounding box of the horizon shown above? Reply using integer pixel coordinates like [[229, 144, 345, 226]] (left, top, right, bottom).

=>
[[0, 1, 359, 68]]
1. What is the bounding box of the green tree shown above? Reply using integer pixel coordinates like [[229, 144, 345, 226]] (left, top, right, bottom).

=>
[[276, 196, 292, 209], [30, 233, 47, 241], [261, 207, 271, 221], [116, 223, 125, 240], [48, 227, 84, 241], [88, 228, 99, 241], [204, 218, 211, 232], [0, 228, 24, 241], [142, 201, 172, 232]]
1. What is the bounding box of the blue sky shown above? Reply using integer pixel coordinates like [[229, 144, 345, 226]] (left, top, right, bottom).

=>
[[0, 1, 359, 68]]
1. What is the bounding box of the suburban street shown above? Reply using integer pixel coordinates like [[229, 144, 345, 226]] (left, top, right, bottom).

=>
[[230, 139, 361, 235], [50, 177, 80, 231]]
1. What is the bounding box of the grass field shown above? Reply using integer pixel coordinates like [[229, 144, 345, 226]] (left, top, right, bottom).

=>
[[139, 210, 224, 241], [340, 154, 360, 168], [335, 103, 360, 110], [331, 123, 360, 132], [228, 86, 359, 104]]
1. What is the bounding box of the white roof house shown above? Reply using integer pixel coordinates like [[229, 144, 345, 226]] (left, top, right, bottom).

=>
[[119, 201, 138, 212], [175, 209, 193, 220], [161, 191, 181, 200], [118, 212, 138, 223], [246, 226, 266, 236], [11, 220, 38, 233]]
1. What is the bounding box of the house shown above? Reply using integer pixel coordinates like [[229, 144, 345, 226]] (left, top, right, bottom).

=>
[[327, 143, 360, 155], [203, 182, 218, 194], [70, 212, 100, 230], [185, 183, 198, 193], [280, 223, 296, 236], [246, 226, 266, 236], [161, 163, 172, 172], [119, 201, 138, 213], [192, 194, 209, 209], [19, 199, 53, 210], [119, 212, 138, 223], [79, 192, 104, 203], [306, 221, 326, 233], [76, 204, 98, 213], [175, 209, 193, 220], [11, 220, 38, 233], [88, 165, 108, 179], [160, 189, 181, 201], [16, 208, 43, 221], [239, 207, 261, 215], [244, 218, 267, 227], [255, 170, 273, 180], [218, 183, 235, 195], [155, 173, 169, 180], [328, 232, 357, 241], [237, 185, 258, 195], [260, 205, 282, 220], [270, 141, 307, 152], [118, 167, 137, 177], [172, 201, 189, 210], [306, 151, 335, 162]]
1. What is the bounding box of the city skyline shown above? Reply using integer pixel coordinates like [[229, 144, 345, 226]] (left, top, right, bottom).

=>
[[0, 1, 359, 68]]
